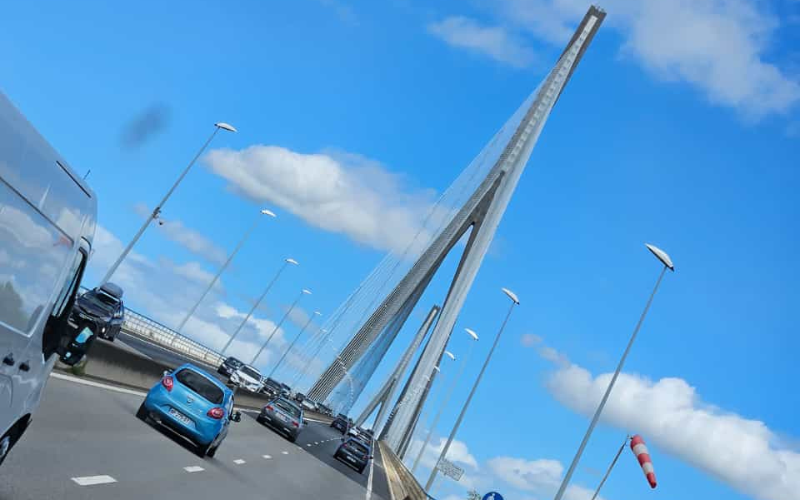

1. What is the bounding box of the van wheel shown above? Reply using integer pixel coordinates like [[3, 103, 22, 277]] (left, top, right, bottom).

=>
[[0, 434, 11, 467]]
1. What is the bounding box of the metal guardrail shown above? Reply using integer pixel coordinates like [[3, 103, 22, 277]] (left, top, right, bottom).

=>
[[78, 286, 225, 368]]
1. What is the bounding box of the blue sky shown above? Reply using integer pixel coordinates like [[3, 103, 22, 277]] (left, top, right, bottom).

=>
[[2, 1, 799, 500]]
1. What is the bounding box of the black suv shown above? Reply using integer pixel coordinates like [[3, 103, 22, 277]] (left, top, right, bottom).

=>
[[331, 414, 350, 434], [71, 283, 124, 341], [217, 356, 244, 377]]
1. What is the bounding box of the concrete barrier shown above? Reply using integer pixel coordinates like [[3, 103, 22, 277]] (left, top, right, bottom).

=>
[[378, 440, 430, 500], [54, 339, 333, 420]]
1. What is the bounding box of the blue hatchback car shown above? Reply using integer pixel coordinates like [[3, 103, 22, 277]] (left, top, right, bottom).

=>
[[137, 363, 241, 457]]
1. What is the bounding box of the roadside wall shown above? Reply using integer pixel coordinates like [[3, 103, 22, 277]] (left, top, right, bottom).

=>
[[378, 440, 430, 500]]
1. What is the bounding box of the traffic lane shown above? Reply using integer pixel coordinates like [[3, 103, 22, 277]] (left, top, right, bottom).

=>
[[242, 408, 390, 498], [0, 376, 385, 500]]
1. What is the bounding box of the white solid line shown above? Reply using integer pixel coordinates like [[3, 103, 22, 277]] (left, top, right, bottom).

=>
[[263, 455, 272, 459], [183, 466, 204, 473], [233, 459, 246, 465], [365, 450, 375, 500], [53, 373, 147, 397], [71, 475, 117, 486]]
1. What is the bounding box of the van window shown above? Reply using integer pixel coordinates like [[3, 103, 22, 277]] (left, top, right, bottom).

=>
[[41, 248, 87, 358], [0, 182, 72, 335], [52, 250, 85, 319]]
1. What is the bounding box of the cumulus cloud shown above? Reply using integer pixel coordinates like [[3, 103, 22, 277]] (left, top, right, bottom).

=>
[[86, 225, 289, 371], [134, 203, 228, 265], [482, 0, 800, 118], [406, 436, 480, 471], [539, 346, 800, 500], [428, 16, 537, 68], [520, 333, 543, 347], [204, 146, 440, 254]]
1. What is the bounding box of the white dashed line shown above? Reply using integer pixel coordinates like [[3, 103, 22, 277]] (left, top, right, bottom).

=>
[[282, 451, 289, 455], [183, 466, 204, 473], [233, 459, 246, 465], [315, 441, 319, 445], [263, 455, 272, 459], [71, 475, 117, 486], [307, 444, 312, 447]]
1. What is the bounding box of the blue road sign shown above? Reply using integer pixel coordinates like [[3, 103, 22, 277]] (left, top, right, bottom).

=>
[[482, 493, 504, 500]]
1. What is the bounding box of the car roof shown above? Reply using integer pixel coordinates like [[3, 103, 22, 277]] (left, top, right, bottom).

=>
[[175, 364, 232, 396], [99, 282, 123, 299]]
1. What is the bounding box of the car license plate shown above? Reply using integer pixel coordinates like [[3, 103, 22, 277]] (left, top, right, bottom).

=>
[[169, 408, 191, 425], [347, 456, 357, 463], [277, 413, 288, 422]]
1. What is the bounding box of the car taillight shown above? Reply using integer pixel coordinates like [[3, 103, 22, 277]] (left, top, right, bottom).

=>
[[292, 421, 299, 428], [265, 405, 274, 411], [162, 376, 174, 392], [207, 407, 225, 419]]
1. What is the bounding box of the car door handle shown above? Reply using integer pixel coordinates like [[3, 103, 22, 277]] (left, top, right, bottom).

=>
[[18, 362, 30, 372], [2, 354, 14, 366]]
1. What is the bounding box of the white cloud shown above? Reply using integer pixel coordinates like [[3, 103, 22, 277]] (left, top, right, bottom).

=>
[[428, 16, 537, 68], [133, 203, 228, 265], [204, 146, 439, 254], [520, 333, 543, 347], [541, 349, 800, 500], [487, 456, 562, 491], [85, 224, 289, 372], [406, 436, 480, 471], [489, 0, 800, 118]]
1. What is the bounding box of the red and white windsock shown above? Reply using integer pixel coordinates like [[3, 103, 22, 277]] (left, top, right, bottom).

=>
[[630, 434, 657, 489]]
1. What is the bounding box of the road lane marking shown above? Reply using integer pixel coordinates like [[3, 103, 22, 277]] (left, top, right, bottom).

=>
[[366, 451, 375, 500], [71, 475, 117, 486], [53, 373, 147, 397], [233, 459, 246, 465], [263, 455, 272, 459], [315, 441, 319, 445], [183, 466, 204, 473], [281, 451, 289, 455], [307, 444, 312, 447]]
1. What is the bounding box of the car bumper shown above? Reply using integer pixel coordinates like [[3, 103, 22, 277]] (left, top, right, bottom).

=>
[[336, 450, 367, 470], [258, 411, 300, 437], [143, 390, 220, 445]]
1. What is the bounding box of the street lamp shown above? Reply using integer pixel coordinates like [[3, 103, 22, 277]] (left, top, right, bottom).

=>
[[412, 328, 479, 474], [425, 288, 519, 490], [269, 311, 322, 378], [551, 244, 674, 500], [221, 257, 299, 354], [176, 208, 276, 334], [100, 122, 237, 285], [250, 289, 312, 365]]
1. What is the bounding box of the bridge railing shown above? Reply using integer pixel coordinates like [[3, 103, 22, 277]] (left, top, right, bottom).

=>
[[78, 286, 225, 368]]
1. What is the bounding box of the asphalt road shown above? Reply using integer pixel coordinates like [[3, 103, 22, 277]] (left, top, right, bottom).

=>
[[0, 375, 391, 500]]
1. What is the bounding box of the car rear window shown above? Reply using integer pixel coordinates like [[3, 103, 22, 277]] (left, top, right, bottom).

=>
[[241, 365, 261, 379], [176, 369, 224, 404], [275, 399, 301, 417], [347, 440, 369, 455]]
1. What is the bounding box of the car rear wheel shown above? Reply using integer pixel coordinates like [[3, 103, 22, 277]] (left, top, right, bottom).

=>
[[358, 465, 366, 474], [207, 440, 221, 458], [135, 403, 149, 421], [195, 441, 212, 458]]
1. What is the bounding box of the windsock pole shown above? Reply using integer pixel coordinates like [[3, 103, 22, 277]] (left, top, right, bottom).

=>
[[590, 435, 630, 500]]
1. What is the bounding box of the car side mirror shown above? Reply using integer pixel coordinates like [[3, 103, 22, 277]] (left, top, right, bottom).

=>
[[303, 419, 308, 425], [369, 455, 374, 460], [231, 411, 242, 422]]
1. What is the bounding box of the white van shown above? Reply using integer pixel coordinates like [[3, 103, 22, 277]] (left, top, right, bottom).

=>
[[0, 91, 97, 466]]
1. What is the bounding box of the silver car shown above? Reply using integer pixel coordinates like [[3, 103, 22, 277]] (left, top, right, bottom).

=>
[[257, 397, 305, 442]]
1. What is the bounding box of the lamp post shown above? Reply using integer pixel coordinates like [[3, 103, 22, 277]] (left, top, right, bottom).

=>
[[177, 209, 276, 334], [269, 311, 322, 378], [250, 289, 312, 365], [425, 288, 520, 490], [221, 257, 299, 354], [412, 329, 478, 474], [101, 122, 237, 285], [551, 244, 674, 500]]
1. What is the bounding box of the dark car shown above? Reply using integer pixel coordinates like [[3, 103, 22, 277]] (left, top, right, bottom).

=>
[[331, 415, 350, 434], [71, 283, 124, 341], [259, 377, 283, 398], [257, 397, 306, 442], [334, 437, 373, 474], [294, 392, 306, 403], [280, 383, 291, 397], [317, 403, 334, 417], [217, 356, 244, 377]]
